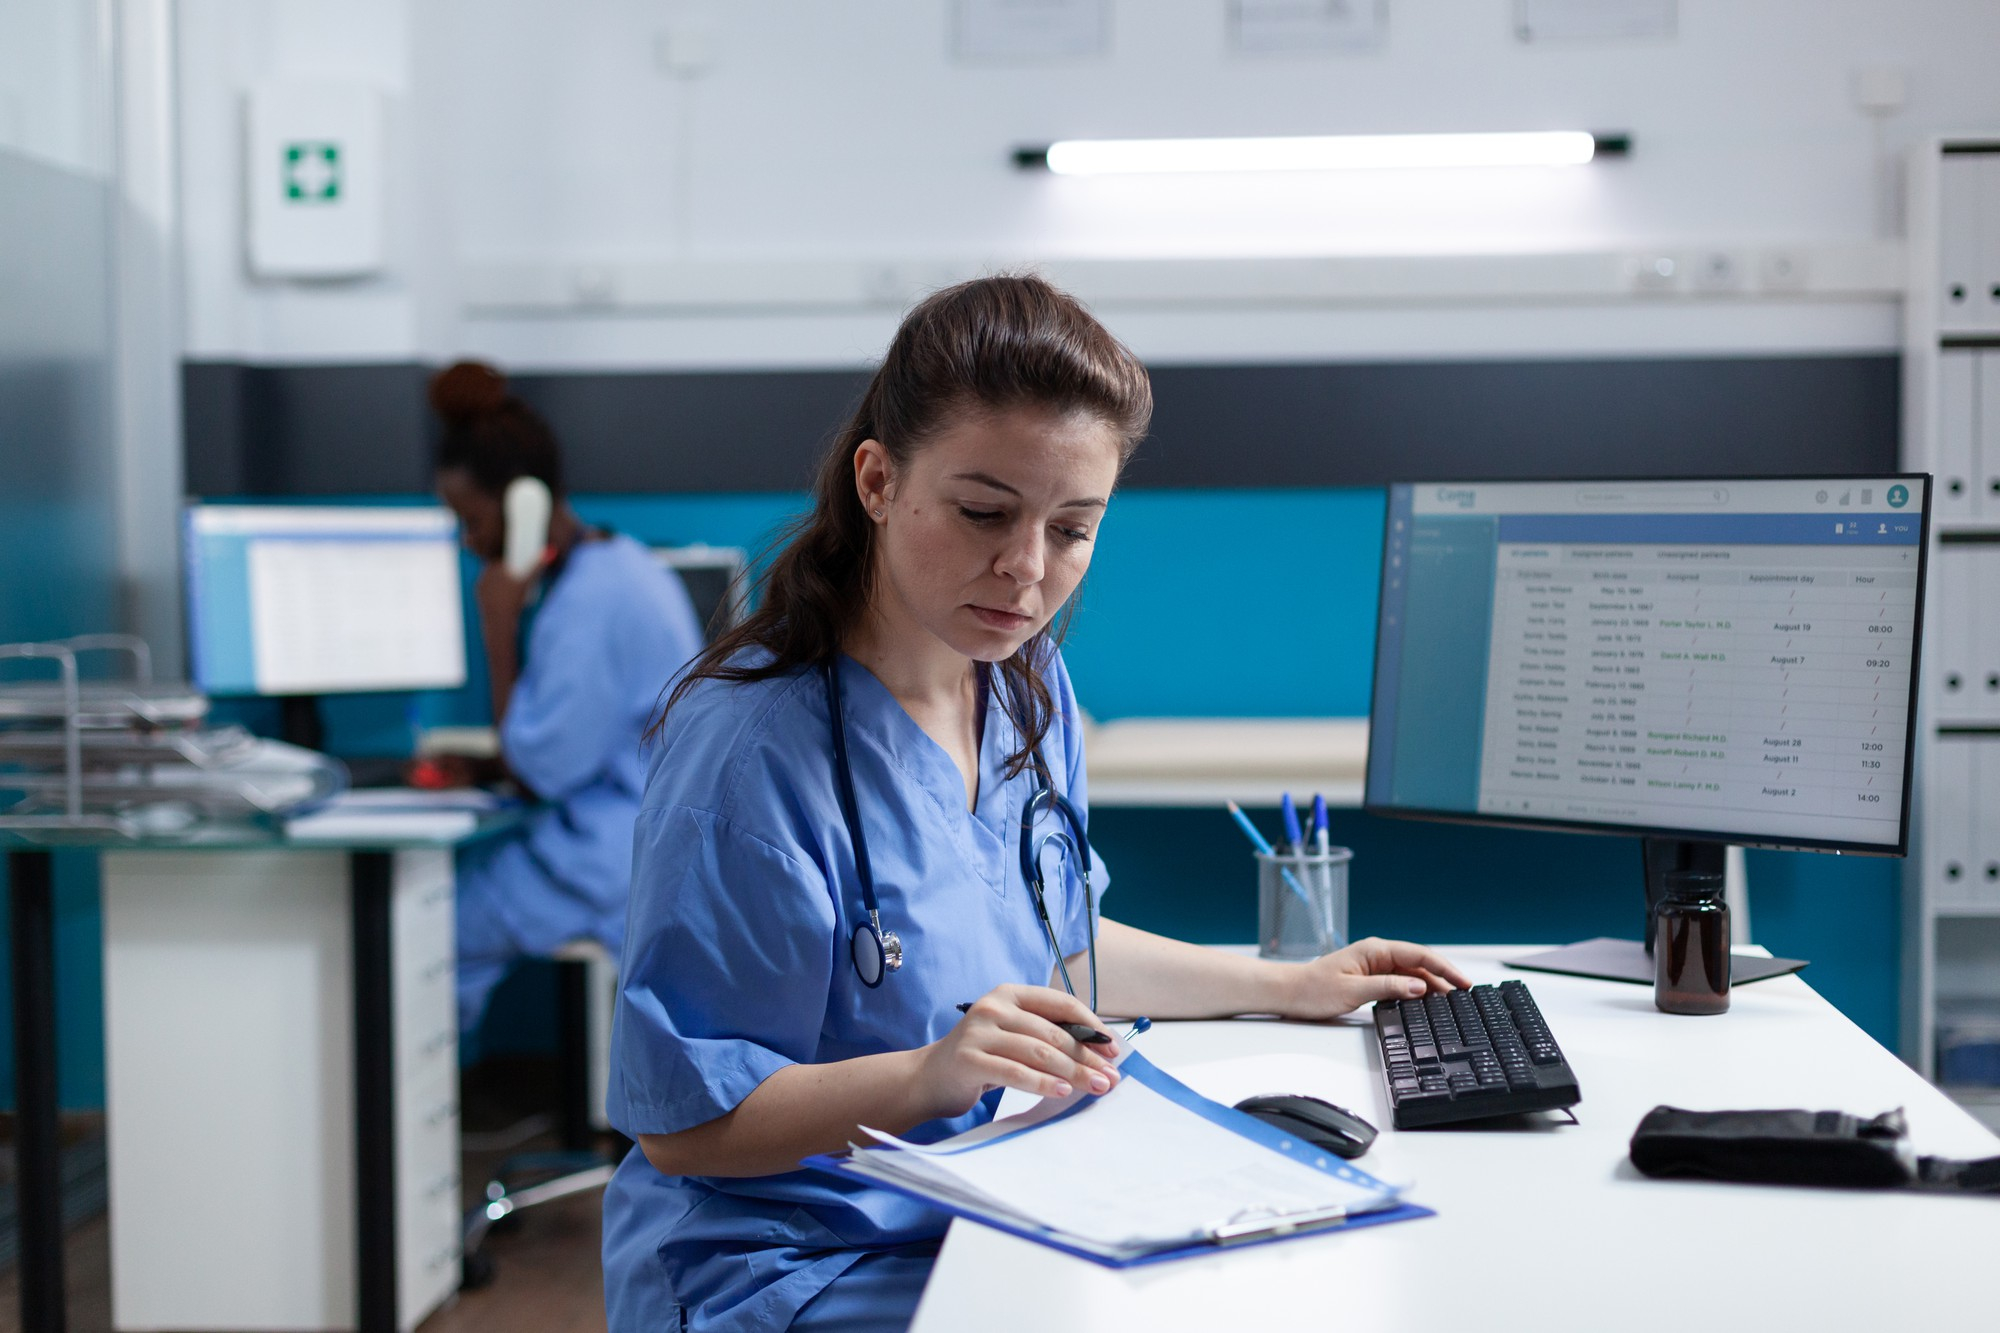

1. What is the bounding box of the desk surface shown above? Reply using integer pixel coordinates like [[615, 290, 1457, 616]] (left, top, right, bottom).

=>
[[0, 806, 518, 852], [912, 947, 2000, 1331]]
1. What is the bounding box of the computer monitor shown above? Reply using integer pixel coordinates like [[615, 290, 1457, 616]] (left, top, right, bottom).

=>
[[653, 543, 750, 642], [184, 504, 469, 696], [1366, 475, 1930, 981]]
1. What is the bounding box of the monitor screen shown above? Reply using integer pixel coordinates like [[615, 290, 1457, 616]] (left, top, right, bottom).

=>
[[1366, 476, 1929, 854], [184, 505, 469, 696]]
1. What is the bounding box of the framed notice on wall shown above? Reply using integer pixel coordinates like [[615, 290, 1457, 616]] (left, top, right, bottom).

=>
[[1230, 0, 1389, 54], [245, 81, 386, 278], [953, 0, 1109, 63]]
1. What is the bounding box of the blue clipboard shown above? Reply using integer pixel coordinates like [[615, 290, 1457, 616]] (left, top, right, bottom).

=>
[[803, 1052, 1433, 1269]]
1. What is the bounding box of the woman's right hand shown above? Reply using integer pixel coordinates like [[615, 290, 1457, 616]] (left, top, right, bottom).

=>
[[916, 985, 1122, 1119]]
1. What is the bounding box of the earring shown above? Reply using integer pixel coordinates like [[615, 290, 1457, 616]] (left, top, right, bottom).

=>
[[873, 508, 884, 518]]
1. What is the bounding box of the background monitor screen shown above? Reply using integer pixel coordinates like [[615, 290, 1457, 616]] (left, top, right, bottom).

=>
[[1366, 476, 1929, 854], [185, 505, 469, 696]]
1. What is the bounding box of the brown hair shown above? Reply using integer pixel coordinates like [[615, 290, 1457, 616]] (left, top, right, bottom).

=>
[[652, 273, 1152, 775], [429, 360, 565, 497]]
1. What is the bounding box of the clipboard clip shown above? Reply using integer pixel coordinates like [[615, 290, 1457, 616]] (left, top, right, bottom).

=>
[[1206, 1202, 1353, 1246]]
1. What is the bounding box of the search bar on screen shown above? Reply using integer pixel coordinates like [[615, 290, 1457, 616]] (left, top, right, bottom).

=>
[[1576, 487, 1730, 508]]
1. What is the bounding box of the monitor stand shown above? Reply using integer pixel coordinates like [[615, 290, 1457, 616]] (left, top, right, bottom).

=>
[[277, 694, 326, 752], [1505, 837, 1809, 986]]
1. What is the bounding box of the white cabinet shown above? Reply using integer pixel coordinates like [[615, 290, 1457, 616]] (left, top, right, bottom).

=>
[[103, 846, 461, 1333]]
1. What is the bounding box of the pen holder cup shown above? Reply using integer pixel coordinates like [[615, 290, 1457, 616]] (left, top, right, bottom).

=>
[[1256, 848, 1351, 961]]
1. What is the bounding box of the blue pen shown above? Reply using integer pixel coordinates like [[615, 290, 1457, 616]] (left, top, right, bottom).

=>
[[1310, 792, 1338, 949], [1224, 801, 1315, 909], [1280, 793, 1304, 853]]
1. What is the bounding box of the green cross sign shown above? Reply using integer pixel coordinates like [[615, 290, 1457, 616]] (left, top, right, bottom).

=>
[[283, 142, 342, 202]]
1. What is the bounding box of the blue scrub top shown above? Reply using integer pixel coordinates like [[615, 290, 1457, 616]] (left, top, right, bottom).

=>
[[482, 533, 707, 951], [603, 648, 1106, 1332]]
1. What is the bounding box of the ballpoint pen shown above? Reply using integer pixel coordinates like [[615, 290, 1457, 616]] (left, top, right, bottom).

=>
[[1280, 792, 1304, 854], [1310, 792, 1337, 948], [957, 1001, 1111, 1045]]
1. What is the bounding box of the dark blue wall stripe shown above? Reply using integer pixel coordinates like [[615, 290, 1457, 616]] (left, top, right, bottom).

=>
[[182, 354, 1900, 497]]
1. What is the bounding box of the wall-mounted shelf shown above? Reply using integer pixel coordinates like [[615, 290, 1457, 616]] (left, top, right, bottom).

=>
[[1083, 717, 1367, 808]]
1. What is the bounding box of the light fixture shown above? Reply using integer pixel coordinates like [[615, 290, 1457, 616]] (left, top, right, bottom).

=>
[[1014, 131, 1630, 176]]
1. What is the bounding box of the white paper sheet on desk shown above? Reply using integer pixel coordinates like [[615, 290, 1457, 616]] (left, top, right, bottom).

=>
[[328, 787, 505, 812], [853, 1067, 1401, 1252], [283, 808, 478, 841]]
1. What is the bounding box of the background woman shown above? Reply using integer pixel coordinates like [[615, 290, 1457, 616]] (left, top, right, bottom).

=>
[[427, 361, 708, 1034], [603, 278, 1467, 1331]]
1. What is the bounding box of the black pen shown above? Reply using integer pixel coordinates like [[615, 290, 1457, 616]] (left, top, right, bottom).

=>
[[955, 1001, 1112, 1045]]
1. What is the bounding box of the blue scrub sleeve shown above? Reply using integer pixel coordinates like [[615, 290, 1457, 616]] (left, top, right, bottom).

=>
[[501, 613, 631, 802], [609, 803, 837, 1135]]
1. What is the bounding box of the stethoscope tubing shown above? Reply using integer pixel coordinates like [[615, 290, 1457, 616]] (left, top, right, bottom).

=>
[[824, 659, 1096, 1007]]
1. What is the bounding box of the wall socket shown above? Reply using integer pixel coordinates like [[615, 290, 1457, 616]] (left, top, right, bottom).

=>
[[1690, 250, 1747, 292], [1758, 250, 1810, 291], [1626, 253, 1682, 293]]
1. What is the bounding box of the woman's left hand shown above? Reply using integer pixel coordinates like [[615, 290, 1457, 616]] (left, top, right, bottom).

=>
[[474, 562, 536, 633], [1275, 937, 1473, 1022]]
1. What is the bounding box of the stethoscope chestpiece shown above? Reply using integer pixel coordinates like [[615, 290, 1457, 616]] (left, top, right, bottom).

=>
[[851, 915, 902, 989]]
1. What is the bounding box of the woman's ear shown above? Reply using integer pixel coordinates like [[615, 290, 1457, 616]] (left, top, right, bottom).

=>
[[853, 439, 894, 521]]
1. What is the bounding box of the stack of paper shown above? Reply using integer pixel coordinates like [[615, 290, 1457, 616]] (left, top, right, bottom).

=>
[[811, 1052, 1422, 1266], [284, 789, 486, 842]]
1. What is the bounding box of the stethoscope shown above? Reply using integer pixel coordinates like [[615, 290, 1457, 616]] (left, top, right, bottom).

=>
[[823, 660, 1098, 1009]]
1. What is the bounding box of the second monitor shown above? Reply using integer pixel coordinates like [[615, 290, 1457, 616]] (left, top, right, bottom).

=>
[[1366, 476, 1931, 980]]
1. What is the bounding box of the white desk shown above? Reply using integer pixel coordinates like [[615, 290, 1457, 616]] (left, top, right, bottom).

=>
[[1083, 717, 1367, 807], [912, 947, 2000, 1331]]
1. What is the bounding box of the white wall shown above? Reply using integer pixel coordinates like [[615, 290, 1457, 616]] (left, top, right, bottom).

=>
[[175, 0, 2000, 370]]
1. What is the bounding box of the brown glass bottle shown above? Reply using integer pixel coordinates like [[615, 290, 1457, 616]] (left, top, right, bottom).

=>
[[1654, 871, 1730, 1015]]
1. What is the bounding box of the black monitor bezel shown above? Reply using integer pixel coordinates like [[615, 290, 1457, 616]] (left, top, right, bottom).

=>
[[1363, 472, 1933, 858]]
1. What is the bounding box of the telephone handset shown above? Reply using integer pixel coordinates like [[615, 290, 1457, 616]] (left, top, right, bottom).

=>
[[502, 476, 553, 578]]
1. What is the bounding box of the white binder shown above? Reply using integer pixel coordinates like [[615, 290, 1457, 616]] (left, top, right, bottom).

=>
[[1973, 739, 2000, 907], [1928, 735, 1976, 910], [1977, 546, 2000, 723], [1940, 153, 1983, 334], [1930, 546, 1975, 718], [1940, 349, 1979, 521], [1982, 155, 2000, 333], [1980, 352, 2000, 519]]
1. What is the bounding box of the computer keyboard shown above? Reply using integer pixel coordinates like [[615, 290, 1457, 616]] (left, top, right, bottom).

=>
[[1372, 979, 1582, 1129]]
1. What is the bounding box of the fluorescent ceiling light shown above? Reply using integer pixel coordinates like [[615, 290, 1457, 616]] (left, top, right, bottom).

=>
[[1019, 131, 1627, 176]]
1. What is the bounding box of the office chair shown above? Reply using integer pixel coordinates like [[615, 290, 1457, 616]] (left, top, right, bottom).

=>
[[460, 939, 622, 1288]]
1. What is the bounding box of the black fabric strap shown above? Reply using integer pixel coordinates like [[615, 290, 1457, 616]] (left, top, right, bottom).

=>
[[1917, 1155, 2000, 1194]]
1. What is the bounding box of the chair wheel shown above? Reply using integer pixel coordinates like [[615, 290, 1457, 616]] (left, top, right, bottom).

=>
[[461, 1247, 497, 1290]]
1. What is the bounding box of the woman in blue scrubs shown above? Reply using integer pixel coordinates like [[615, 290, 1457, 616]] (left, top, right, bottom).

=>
[[604, 279, 1469, 1331], [427, 362, 707, 1033]]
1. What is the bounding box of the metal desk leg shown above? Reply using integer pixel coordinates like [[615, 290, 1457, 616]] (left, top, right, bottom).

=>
[[9, 848, 65, 1333], [351, 851, 397, 1333]]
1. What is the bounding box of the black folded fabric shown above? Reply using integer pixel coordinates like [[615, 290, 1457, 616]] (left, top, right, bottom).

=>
[[1629, 1105, 2000, 1193]]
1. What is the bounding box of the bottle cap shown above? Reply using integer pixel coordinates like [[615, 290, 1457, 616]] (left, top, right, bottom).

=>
[[1662, 869, 1725, 902]]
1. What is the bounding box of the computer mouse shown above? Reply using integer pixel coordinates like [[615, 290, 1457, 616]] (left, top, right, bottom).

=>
[[1232, 1094, 1378, 1159]]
